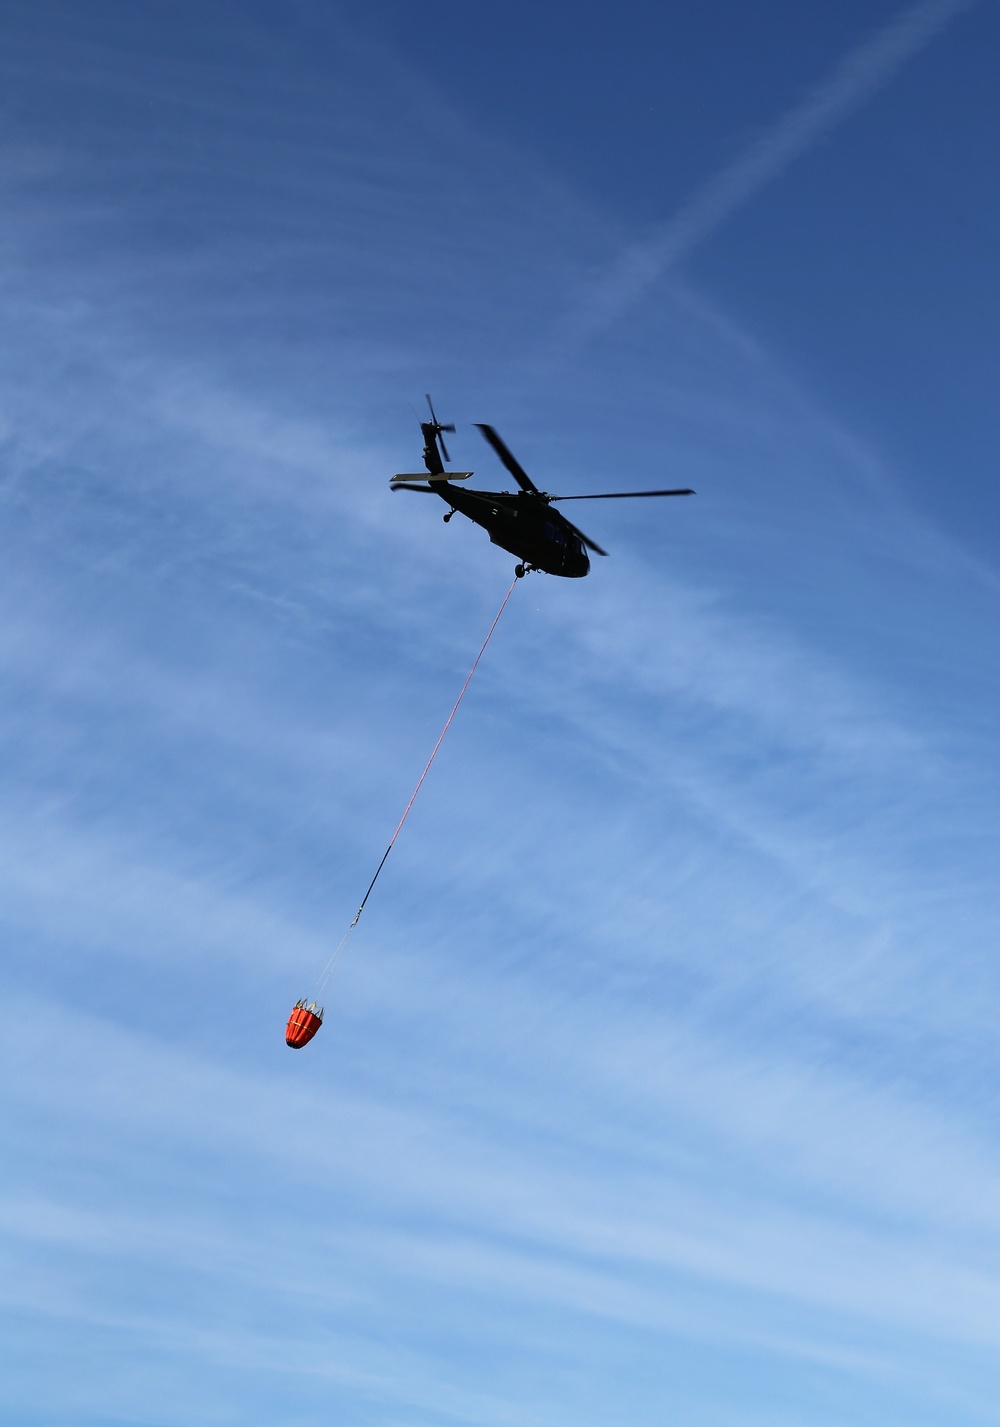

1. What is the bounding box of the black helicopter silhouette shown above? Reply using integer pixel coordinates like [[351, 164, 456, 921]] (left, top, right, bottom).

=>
[[391, 396, 694, 578]]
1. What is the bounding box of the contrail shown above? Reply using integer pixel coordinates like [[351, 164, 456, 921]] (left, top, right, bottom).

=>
[[558, 0, 979, 346]]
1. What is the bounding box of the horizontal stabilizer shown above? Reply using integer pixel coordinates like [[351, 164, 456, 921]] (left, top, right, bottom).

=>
[[391, 471, 473, 483]]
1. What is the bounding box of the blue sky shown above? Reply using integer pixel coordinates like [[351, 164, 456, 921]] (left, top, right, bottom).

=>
[[2, 1, 1000, 1423]]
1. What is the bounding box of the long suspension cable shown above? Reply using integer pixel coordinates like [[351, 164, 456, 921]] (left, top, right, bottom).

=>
[[313, 575, 519, 997]]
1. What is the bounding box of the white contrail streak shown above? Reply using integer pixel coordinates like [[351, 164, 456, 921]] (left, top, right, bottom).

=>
[[559, 0, 979, 345]]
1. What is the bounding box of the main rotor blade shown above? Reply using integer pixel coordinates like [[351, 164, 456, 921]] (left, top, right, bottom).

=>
[[475, 424, 540, 494], [561, 515, 608, 557], [550, 488, 695, 500], [390, 482, 438, 493]]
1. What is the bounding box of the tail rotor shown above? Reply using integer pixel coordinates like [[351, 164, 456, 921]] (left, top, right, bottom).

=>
[[425, 393, 455, 464]]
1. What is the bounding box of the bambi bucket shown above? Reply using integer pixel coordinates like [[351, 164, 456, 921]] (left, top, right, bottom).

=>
[[285, 1000, 323, 1049]]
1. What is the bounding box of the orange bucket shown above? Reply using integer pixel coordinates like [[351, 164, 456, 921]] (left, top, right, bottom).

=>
[[285, 1000, 323, 1049]]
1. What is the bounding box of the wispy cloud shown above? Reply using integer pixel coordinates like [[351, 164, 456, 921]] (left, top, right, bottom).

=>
[[2, 5, 1000, 1423], [555, 0, 980, 346]]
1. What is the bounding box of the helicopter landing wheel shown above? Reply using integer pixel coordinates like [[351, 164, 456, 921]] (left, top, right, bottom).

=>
[[514, 563, 526, 578], [443, 510, 454, 523]]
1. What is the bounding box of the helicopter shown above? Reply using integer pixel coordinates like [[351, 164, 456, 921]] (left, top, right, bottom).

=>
[[391, 397, 694, 578]]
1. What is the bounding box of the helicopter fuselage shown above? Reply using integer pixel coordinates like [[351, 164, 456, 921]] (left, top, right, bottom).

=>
[[434, 483, 590, 578]]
